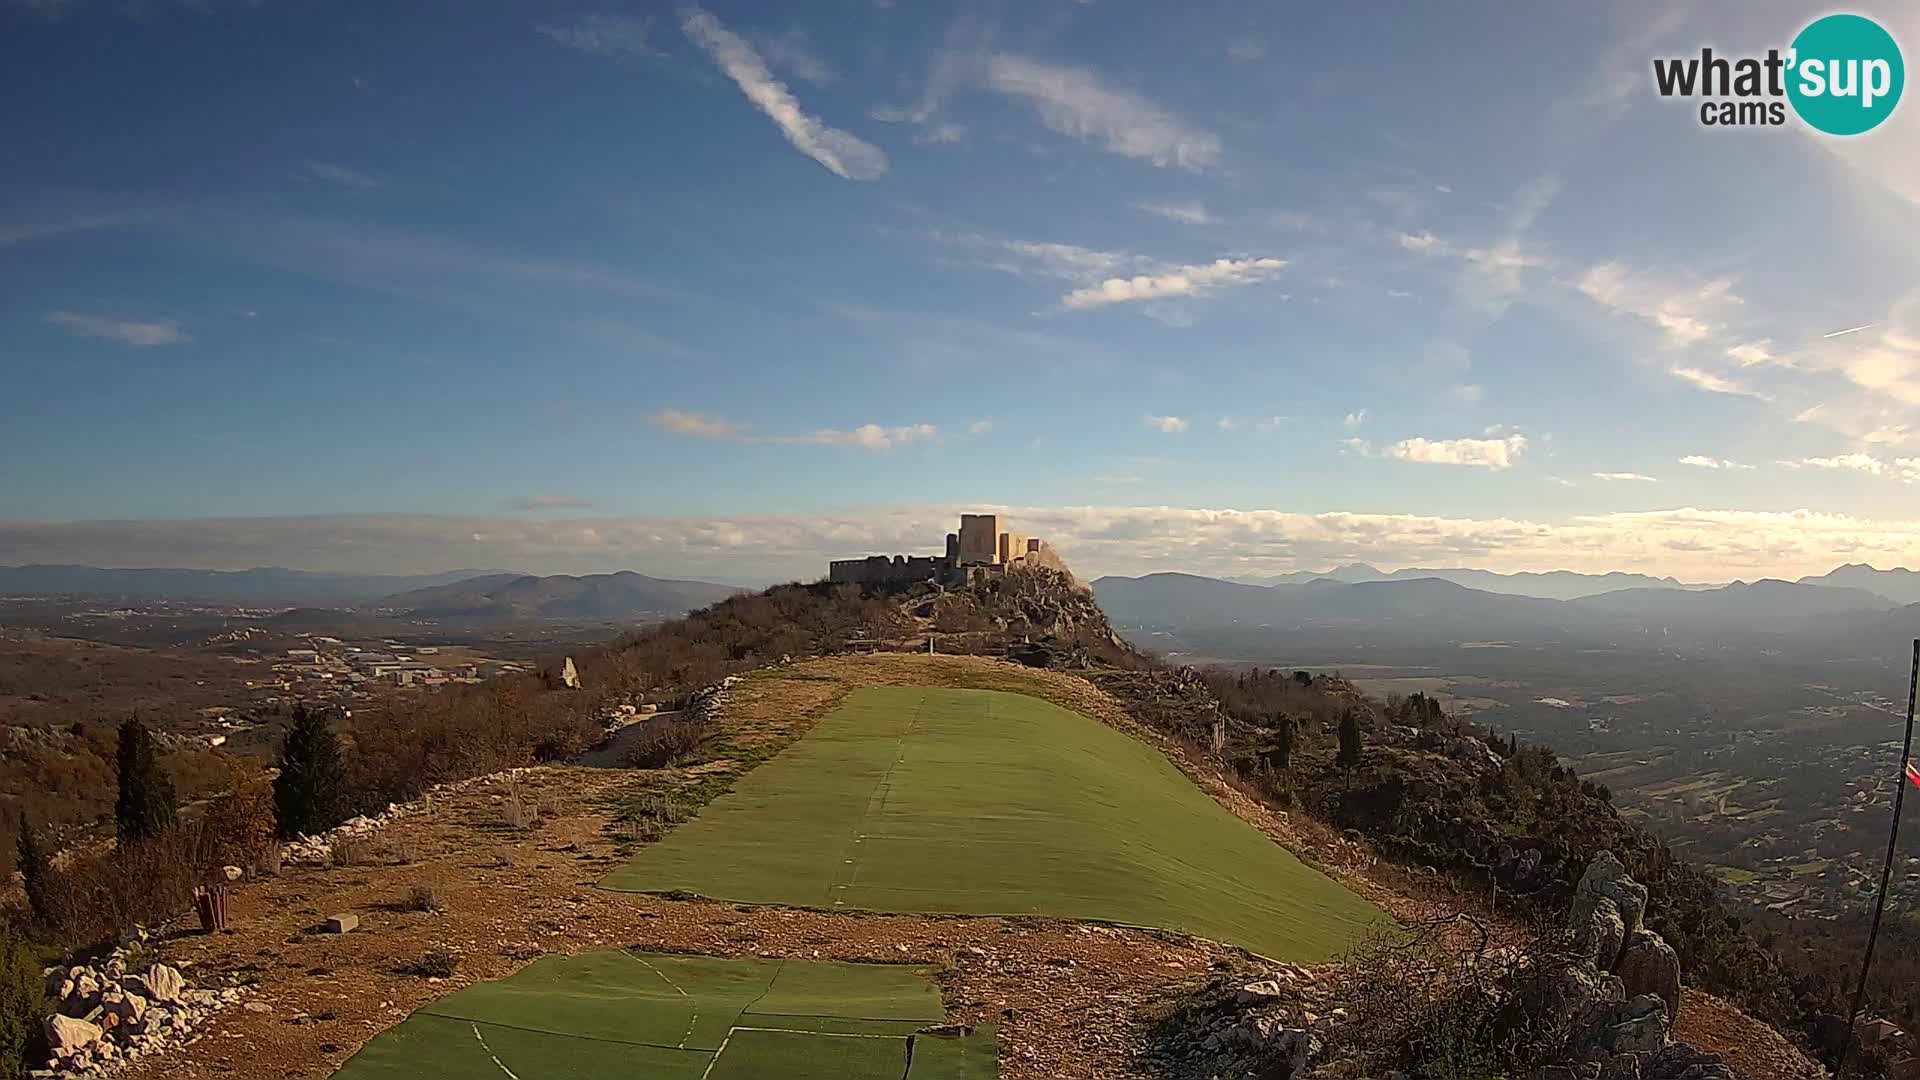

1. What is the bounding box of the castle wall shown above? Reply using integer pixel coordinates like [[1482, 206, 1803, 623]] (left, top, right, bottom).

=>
[[828, 554, 944, 585]]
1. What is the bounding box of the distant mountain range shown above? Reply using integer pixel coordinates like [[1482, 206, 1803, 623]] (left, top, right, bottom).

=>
[[376, 571, 740, 620], [0, 565, 511, 604], [1796, 563, 1920, 605], [1227, 562, 1695, 600], [1093, 569, 1908, 638]]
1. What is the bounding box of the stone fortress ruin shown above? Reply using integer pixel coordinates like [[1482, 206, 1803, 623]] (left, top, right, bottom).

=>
[[828, 513, 1070, 587]]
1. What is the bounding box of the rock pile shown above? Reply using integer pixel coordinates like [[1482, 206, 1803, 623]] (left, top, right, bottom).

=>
[[282, 766, 544, 864], [1151, 964, 1350, 1080], [35, 940, 247, 1077], [683, 675, 741, 725]]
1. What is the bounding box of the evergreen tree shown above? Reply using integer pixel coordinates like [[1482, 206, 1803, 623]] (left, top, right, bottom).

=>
[[1260, 716, 1295, 772], [114, 717, 177, 844], [1336, 708, 1363, 769], [274, 705, 347, 839], [14, 815, 51, 927]]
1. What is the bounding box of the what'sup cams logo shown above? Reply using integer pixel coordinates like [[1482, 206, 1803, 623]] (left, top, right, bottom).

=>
[[1653, 13, 1904, 134]]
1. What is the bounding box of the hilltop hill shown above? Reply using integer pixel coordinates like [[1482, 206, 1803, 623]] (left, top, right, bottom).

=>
[[378, 570, 739, 620]]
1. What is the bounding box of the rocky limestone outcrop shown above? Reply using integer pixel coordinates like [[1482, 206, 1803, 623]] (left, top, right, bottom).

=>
[[36, 934, 249, 1077], [1615, 929, 1682, 1024], [1532, 853, 1726, 1080]]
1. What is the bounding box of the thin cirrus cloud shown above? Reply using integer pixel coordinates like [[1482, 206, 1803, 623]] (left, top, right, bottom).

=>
[[650, 409, 936, 451], [1143, 414, 1189, 434], [535, 13, 665, 58], [984, 53, 1222, 171], [940, 233, 1286, 315], [680, 8, 886, 180], [46, 311, 188, 347], [1133, 201, 1216, 225], [1593, 471, 1660, 482], [302, 161, 381, 190], [1576, 261, 1742, 347], [1678, 455, 1754, 470], [1669, 366, 1769, 400]]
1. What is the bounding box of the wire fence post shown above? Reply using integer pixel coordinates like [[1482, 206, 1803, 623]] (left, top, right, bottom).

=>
[[1835, 638, 1920, 1080]]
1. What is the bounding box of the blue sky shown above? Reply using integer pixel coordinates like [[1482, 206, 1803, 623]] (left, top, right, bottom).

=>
[[4, 0, 1920, 582]]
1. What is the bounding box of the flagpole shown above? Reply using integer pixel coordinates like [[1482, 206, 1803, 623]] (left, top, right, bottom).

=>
[[1835, 638, 1920, 1080]]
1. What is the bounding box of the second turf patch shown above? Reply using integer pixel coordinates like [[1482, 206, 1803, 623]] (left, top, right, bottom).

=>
[[603, 686, 1389, 961]]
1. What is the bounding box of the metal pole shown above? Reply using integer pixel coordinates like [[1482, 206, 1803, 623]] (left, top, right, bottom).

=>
[[1835, 638, 1920, 1080]]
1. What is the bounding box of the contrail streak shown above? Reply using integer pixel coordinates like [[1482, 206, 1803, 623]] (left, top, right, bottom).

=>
[[1822, 323, 1877, 339]]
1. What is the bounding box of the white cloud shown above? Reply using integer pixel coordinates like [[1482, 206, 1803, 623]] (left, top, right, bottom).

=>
[[1061, 257, 1286, 310], [1143, 414, 1189, 434], [1135, 200, 1215, 225], [753, 27, 836, 85], [1449, 384, 1485, 403], [1395, 229, 1548, 306], [1725, 340, 1785, 368], [913, 122, 968, 145], [650, 409, 743, 439], [46, 311, 188, 347], [1576, 262, 1742, 346], [681, 8, 887, 180], [1382, 434, 1528, 470], [1342, 410, 1368, 430], [1225, 36, 1266, 63], [984, 53, 1221, 170], [785, 424, 937, 450], [1395, 231, 1441, 254], [650, 409, 935, 450], [1678, 455, 1753, 470], [30, 504, 1920, 582], [302, 161, 381, 190], [537, 14, 664, 58], [1784, 453, 1920, 482], [510, 495, 594, 511], [1670, 366, 1768, 400], [1592, 471, 1660, 482], [1215, 417, 1237, 431], [966, 419, 995, 435]]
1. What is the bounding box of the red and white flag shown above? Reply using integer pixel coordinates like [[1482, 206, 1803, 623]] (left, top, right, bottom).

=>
[[1907, 759, 1920, 789]]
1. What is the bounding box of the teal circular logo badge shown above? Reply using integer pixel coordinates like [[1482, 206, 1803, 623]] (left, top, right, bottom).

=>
[[1787, 14, 1904, 135]]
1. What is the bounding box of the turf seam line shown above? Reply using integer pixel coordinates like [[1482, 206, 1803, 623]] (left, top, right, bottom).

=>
[[826, 690, 927, 905], [740, 1010, 943, 1023], [470, 1022, 522, 1080], [623, 950, 700, 1048], [728, 1025, 907, 1039], [416, 1013, 713, 1054], [736, 957, 788, 1019]]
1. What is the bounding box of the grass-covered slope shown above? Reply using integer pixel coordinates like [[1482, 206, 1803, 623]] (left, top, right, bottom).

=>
[[604, 687, 1387, 961]]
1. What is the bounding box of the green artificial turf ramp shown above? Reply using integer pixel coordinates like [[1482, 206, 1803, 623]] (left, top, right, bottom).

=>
[[908, 1027, 1002, 1080], [604, 687, 1388, 961], [706, 1029, 908, 1080], [330, 951, 992, 1080]]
